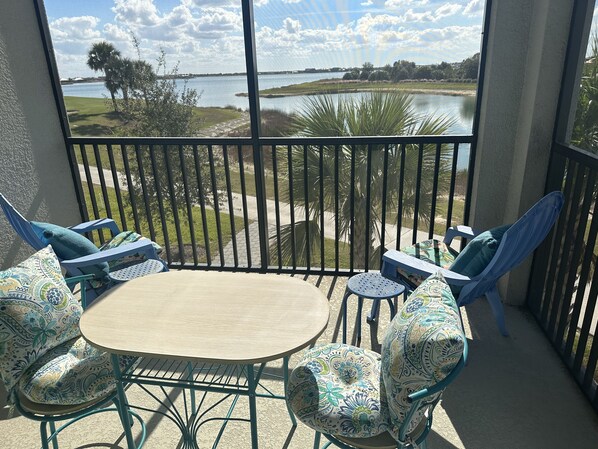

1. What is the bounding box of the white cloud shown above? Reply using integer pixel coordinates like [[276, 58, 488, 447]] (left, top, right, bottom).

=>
[[253, 0, 269, 6], [50, 16, 101, 41], [385, 0, 429, 9], [282, 0, 302, 3], [436, 3, 462, 19], [361, 0, 374, 6], [463, 0, 483, 17]]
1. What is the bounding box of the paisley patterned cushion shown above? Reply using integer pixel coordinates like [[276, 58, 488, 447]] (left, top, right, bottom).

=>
[[396, 240, 458, 288], [381, 272, 465, 440], [18, 336, 135, 405], [288, 343, 388, 439], [0, 247, 82, 398], [87, 231, 164, 289]]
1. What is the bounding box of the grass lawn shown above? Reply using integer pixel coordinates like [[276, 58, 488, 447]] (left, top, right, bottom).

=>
[[82, 182, 247, 264], [65, 96, 242, 137], [259, 80, 477, 97]]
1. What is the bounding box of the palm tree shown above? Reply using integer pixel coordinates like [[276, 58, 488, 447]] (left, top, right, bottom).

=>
[[87, 41, 121, 111], [274, 91, 454, 269], [572, 34, 598, 153]]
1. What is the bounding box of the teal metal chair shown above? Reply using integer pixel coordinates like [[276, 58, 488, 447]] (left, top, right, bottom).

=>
[[0, 193, 167, 303], [288, 273, 467, 449], [381, 191, 564, 336], [0, 247, 145, 449]]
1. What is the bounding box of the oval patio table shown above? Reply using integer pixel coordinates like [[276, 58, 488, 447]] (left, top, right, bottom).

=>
[[80, 270, 330, 449]]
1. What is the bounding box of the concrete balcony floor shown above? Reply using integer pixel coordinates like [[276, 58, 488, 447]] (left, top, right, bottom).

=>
[[1, 273, 598, 449]]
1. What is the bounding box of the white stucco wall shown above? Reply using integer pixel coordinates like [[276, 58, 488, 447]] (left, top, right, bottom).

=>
[[0, 1, 80, 269], [471, 0, 574, 305]]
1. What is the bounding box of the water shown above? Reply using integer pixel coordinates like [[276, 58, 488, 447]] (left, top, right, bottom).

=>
[[62, 72, 475, 135]]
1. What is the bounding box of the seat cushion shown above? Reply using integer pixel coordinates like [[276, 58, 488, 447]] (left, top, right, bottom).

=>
[[450, 224, 510, 278], [0, 247, 82, 397], [30, 221, 109, 280], [100, 230, 163, 270], [396, 239, 458, 288], [381, 272, 465, 440], [288, 343, 388, 439], [85, 231, 164, 290], [18, 336, 135, 405]]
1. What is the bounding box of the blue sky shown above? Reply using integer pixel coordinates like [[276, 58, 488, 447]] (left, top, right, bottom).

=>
[[45, 0, 485, 78]]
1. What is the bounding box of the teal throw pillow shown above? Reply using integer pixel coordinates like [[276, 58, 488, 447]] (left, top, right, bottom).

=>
[[30, 221, 109, 280], [450, 224, 510, 278]]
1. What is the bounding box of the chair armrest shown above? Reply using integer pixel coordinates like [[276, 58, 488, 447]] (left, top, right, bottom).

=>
[[61, 240, 159, 269], [382, 249, 471, 286], [69, 218, 120, 236], [443, 225, 478, 245]]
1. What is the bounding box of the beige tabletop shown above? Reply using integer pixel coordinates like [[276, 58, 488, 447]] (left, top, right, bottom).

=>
[[79, 271, 330, 364]]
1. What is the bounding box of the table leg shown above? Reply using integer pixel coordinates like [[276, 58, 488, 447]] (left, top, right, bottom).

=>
[[283, 357, 297, 427], [246, 364, 259, 449], [110, 354, 136, 449], [187, 362, 197, 414]]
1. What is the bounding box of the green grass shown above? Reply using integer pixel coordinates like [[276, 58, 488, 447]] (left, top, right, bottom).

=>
[[259, 80, 477, 97], [65, 96, 242, 136], [82, 182, 247, 264]]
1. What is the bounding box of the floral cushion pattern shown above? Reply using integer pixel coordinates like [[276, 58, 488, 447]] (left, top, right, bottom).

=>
[[18, 336, 135, 405], [381, 272, 465, 440], [0, 247, 82, 398], [288, 343, 388, 439], [396, 240, 458, 288]]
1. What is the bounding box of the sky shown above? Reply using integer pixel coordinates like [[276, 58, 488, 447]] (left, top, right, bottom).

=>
[[45, 0, 486, 79]]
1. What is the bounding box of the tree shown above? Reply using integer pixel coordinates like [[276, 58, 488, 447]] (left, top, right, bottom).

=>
[[459, 53, 480, 80], [274, 92, 454, 268], [87, 41, 121, 111], [572, 35, 598, 153], [359, 62, 374, 80], [368, 70, 390, 81]]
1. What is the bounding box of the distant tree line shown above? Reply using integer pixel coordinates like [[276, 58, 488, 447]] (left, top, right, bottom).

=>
[[342, 53, 480, 82]]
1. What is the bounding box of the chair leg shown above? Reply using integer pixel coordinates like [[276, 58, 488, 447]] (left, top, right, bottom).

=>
[[40, 421, 50, 449], [341, 288, 352, 344], [49, 421, 59, 449], [486, 286, 509, 337], [313, 431, 321, 449]]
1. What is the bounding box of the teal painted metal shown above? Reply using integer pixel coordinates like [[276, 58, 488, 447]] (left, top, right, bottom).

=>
[[111, 357, 295, 448], [283, 357, 297, 427], [13, 276, 146, 449], [310, 343, 468, 449], [111, 354, 137, 449]]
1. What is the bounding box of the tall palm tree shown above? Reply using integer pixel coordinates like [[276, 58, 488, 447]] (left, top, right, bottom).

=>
[[274, 91, 454, 269], [87, 41, 121, 111]]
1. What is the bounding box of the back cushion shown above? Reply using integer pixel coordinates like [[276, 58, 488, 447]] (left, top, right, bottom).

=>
[[0, 246, 82, 398], [31, 221, 109, 280], [380, 272, 465, 440], [450, 224, 510, 278]]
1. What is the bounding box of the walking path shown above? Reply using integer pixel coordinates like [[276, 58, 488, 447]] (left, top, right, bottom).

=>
[[195, 112, 250, 137]]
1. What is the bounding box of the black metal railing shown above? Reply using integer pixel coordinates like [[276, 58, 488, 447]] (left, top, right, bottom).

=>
[[529, 142, 598, 411], [69, 134, 474, 275]]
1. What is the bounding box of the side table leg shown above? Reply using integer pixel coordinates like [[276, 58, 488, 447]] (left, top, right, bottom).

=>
[[246, 364, 259, 449], [367, 299, 380, 323], [283, 357, 297, 426], [341, 288, 352, 344], [356, 296, 364, 346], [111, 354, 136, 449]]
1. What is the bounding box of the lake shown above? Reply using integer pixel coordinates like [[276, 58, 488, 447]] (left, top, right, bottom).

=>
[[62, 72, 476, 135]]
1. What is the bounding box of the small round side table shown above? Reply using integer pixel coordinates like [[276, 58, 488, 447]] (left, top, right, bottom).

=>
[[341, 272, 406, 345]]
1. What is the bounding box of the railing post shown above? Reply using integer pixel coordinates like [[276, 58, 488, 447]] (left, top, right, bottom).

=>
[[242, 0, 269, 270]]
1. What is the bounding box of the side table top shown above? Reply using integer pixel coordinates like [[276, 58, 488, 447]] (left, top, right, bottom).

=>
[[80, 271, 330, 364]]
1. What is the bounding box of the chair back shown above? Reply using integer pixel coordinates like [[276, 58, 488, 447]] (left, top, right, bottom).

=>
[[0, 194, 46, 251], [458, 191, 564, 305]]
